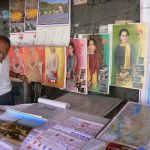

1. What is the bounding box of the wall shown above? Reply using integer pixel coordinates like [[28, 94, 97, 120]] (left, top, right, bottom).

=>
[[72, 0, 140, 101], [0, 0, 140, 102]]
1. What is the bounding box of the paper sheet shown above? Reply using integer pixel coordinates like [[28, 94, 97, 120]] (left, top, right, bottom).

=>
[[38, 97, 70, 109], [35, 25, 70, 45]]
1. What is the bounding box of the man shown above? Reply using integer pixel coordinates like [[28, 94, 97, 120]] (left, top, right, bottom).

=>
[[0, 35, 28, 105]]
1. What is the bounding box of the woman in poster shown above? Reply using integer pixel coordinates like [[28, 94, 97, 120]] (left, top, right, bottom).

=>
[[10, 46, 24, 75], [115, 28, 135, 79], [88, 37, 102, 90], [67, 43, 77, 80], [27, 47, 42, 82], [47, 47, 59, 84]]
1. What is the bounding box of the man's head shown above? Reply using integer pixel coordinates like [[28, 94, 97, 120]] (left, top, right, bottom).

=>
[[0, 35, 11, 62]]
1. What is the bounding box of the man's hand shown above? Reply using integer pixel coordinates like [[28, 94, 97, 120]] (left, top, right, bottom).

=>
[[17, 74, 28, 82]]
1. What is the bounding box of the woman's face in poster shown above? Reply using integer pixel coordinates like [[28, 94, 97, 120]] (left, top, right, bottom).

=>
[[120, 31, 128, 43], [50, 47, 55, 53], [88, 40, 96, 54], [68, 45, 74, 55]]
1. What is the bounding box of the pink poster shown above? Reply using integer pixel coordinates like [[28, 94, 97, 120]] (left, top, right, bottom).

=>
[[9, 46, 25, 75], [22, 46, 45, 82], [66, 38, 87, 94], [9, 46, 45, 82]]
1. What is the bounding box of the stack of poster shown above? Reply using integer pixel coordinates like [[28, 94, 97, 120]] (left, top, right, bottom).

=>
[[19, 117, 105, 149], [0, 108, 46, 149], [19, 128, 85, 150]]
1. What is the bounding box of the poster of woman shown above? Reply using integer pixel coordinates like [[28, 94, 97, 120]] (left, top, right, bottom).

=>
[[111, 23, 147, 89], [22, 46, 45, 82], [45, 46, 66, 89], [9, 46, 24, 75], [81, 34, 110, 94], [66, 38, 87, 94]]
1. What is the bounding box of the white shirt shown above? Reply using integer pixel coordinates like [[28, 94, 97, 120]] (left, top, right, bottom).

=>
[[0, 56, 11, 95]]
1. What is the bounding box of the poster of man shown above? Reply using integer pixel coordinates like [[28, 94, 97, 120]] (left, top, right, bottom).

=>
[[111, 23, 147, 89]]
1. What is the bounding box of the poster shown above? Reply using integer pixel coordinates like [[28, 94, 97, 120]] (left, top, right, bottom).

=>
[[20, 128, 85, 150], [66, 38, 87, 94], [44, 46, 66, 89], [98, 102, 150, 149], [25, 0, 38, 31], [22, 46, 45, 82], [10, 32, 36, 46], [35, 25, 70, 46], [38, 0, 69, 25], [9, 46, 25, 75], [111, 23, 147, 89], [35, 0, 70, 45], [74, 0, 87, 5], [9, 46, 45, 83], [81, 34, 110, 94], [9, 0, 25, 33]]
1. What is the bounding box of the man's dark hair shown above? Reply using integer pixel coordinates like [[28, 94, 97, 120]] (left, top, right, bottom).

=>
[[0, 35, 11, 48], [119, 28, 129, 37]]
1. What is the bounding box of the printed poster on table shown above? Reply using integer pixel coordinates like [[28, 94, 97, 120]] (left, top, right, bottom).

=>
[[98, 102, 150, 149], [111, 23, 147, 89], [20, 128, 85, 150], [66, 38, 87, 94], [25, 0, 38, 31], [44, 46, 66, 89], [81, 34, 110, 94], [9, 0, 25, 33]]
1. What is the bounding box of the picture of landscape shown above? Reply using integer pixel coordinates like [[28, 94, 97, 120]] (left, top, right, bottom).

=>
[[38, 0, 69, 25]]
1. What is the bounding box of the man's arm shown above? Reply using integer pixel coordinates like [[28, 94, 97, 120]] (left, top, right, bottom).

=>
[[10, 70, 28, 82]]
